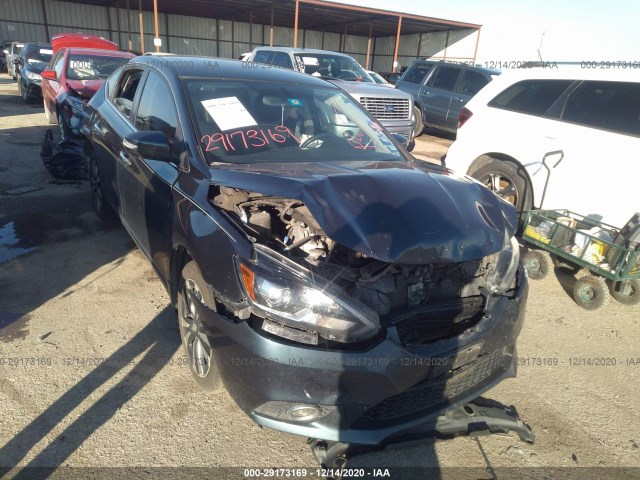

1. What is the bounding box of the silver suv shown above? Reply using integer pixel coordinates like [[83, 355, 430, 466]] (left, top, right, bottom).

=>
[[247, 47, 415, 149]]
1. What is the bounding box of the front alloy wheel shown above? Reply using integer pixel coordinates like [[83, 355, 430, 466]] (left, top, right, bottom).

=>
[[178, 262, 221, 391]]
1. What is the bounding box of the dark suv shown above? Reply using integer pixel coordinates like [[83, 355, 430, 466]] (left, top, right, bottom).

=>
[[83, 56, 530, 451], [396, 60, 499, 135]]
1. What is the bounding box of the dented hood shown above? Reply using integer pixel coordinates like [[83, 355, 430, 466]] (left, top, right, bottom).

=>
[[209, 160, 516, 263]]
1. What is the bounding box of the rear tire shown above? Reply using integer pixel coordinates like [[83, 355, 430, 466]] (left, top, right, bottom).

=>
[[178, 262, 222, 392], [573, 275, 609, 310], [413, 106, 424, 138], [470, 158, 533, 213], [611, 279, 640, 306]]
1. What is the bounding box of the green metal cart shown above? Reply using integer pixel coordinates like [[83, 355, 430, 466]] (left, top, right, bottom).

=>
[[521, 209, 640, 310]]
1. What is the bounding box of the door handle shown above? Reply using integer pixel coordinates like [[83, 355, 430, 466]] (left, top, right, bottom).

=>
[[119, 150, 132, 167]]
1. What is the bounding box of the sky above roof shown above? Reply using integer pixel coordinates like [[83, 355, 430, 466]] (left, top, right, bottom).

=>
[[336, 0, 640, 65]]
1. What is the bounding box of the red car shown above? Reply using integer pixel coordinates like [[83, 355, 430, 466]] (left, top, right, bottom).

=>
[[41, 34, 134, 138]]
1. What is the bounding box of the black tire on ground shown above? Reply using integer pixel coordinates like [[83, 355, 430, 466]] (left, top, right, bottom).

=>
[[610, 279, 640, 306], [413, 106, 424, 138], [89, 156, 115, 221], [523, 249, 550, 280], [178, 261, 222, 392], [573, 275, 609, 310], [470, 158, 533, 213], [17, 75, 29, 103]]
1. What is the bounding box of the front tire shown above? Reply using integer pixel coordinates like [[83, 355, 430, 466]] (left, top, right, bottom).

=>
[[44, 101, 57, 124], [470, 158, 533, 213], [89, 156, 115, 221], [178, 262, 221, 392], [523, 249, 550, 280], [573, 275, 609, 310]]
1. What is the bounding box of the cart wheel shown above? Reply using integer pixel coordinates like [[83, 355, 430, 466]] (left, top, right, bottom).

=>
[[523, 250, 550, 280], [573, 275, 609, 310], [611, 279, 640, 306]]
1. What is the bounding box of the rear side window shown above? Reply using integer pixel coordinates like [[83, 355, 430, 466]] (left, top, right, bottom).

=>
[[253, 50, 274, 65], [489, 79, 573, 115], [401, 64, 433, 84], [272, 52, 293, 70], [427, 66, 461, 91], [562, 81, 640, 136], [112, 68, 144, 119], [459, 70, 489, 96]]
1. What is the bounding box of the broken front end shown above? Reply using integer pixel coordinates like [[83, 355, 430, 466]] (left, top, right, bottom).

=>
[[199, 184, 529, 446]]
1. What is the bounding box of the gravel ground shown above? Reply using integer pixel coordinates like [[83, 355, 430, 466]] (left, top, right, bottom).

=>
[[0, 72, 639, 480]]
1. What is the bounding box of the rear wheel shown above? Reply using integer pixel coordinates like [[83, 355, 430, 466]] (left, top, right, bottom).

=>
[[413, 106, 424, 138], [178, 262, 221, 392], [573, 275, 609, 310], [611, 279, 640, 306], [470, 158, 533, 213]]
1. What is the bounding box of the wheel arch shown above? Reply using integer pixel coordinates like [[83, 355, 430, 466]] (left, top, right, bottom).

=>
[[169, 244, 192, 307], [468, 153, 536, 209]]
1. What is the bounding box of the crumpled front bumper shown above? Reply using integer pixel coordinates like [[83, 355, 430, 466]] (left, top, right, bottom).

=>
[[198, 268, 528, 446]]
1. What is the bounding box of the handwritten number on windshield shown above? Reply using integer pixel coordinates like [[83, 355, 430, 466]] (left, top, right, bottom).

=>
[[201, 126, 300, 152]]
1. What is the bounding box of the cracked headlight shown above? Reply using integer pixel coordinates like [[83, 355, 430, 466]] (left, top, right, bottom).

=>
[[25, 70, 41, 81], [487, 232, 520, 294], [237, 245, 380, 343]]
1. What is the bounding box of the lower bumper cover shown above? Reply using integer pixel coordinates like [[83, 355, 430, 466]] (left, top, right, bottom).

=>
[[200, 270, 528, 445]]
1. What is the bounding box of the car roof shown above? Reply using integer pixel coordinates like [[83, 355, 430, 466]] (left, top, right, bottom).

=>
[[409, 59, 500, 75], [464, 65, 640, 109], [252, 46, 354, 58], [131, 55, 343, 87]]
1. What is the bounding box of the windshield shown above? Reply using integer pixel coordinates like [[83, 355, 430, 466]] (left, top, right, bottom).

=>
[[14, 44, 24, 54], [66, 54, 130, 80], [25, 46, 52, 66], [184, 79, 403, 165], [292, 53, 374, 82]]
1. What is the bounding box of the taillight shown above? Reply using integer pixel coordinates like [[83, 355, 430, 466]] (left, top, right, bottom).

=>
[[458, 107, 473, 129]]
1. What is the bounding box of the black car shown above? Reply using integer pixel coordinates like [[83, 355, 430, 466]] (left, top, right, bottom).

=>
[[84, 56, 530, 451], [15, 42, 53, 103]]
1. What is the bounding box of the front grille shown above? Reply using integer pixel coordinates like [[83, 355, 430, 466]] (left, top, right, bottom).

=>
[[353, 349, 508, 427], [359, 97, 410, 120]]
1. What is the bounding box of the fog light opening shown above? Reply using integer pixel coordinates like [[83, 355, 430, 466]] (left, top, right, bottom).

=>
[[463, 405, 475, 416], [287, 405, 321, 422]]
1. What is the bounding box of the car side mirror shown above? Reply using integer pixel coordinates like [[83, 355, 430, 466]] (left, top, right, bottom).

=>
[[41, 70, 58, 81], [123, 131, 172, 162], [391, 133, 415, 152]]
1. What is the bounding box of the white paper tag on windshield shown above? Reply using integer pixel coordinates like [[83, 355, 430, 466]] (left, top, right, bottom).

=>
[[40, 48, 53, 55], [201, 96, 257, 131]]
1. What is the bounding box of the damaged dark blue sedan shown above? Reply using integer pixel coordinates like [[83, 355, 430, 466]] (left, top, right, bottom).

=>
[[83, 56, 532, 459]]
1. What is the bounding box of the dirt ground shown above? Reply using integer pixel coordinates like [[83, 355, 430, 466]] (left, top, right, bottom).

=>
[[0, 71, 639, 480]]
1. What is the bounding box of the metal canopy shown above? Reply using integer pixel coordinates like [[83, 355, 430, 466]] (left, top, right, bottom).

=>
[[54, 0, 480, 37]]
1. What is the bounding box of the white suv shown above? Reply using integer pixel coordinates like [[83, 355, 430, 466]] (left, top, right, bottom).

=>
[[444, 67, 640, 228]]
